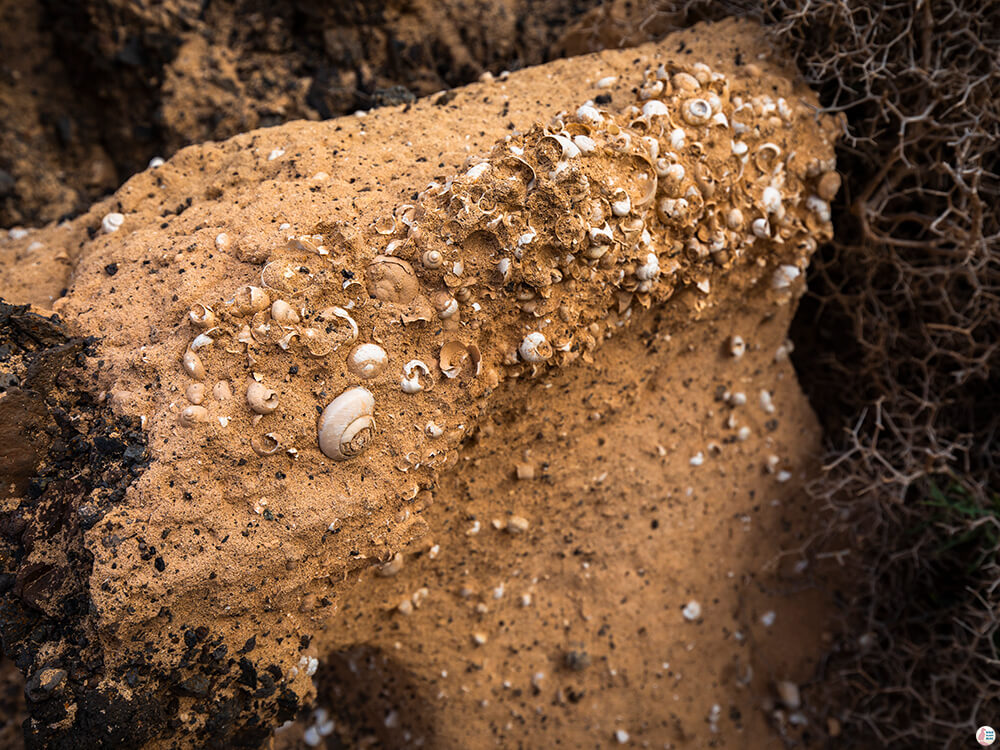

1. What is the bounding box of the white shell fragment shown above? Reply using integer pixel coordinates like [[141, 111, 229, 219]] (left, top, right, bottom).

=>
[[401, 360, 431, 394], [318, 387, 376, 460]]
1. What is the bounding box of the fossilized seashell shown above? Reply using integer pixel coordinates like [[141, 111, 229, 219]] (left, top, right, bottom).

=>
[[261, 259, 315, 294], [439, 341, 482, 379], [251, 433, 281, 456], [672, 72, 700, 92], [231, 285, 270, 315], [366, 256, 418, 303], [422, 249, 444, 269], [772, 264, 801, 291], [188, 304, 215, 328], [347, 343, 388, 379], [190, 332, 214, 351], [519, 332, 552, 363], [433, 291, 459, 319], [817, 171, 842, 201], [185, 383, 206, 404], [182, 349, 205, 380], [246, 380, 279, 414], [610, 188, 631, 217], [754, 143, 783, 173], [683, 98, 712, 126], [318, 387, 376, 461], [270, 299, 300, 324], [179, 405, 210, 427]]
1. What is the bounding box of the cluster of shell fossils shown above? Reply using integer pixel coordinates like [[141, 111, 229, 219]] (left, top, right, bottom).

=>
[[173, 60, 838, 473]]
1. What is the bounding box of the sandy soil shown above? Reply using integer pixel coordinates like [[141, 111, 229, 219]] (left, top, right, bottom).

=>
[[0, 17, 842, 749]]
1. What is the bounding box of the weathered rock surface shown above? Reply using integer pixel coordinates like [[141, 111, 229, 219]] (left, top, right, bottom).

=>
[[0, 19, 839, 748]]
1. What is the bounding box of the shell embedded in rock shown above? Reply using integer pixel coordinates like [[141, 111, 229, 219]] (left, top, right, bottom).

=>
[[246, 380, 279, 414], [318, 387, 376, 460], [365, 255, 419, 303], [347, 343, 388, 379]]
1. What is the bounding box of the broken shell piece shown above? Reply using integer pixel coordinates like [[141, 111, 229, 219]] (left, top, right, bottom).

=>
[[425, 421, 444, 438], [246, 381, 279, 415], [182, 349, 205, 380], [401, 360, 431, 394], [179, 405, 210, 427], [347, 343, 389, 379], [190, 332, 214, 352], [232, 285, 271, 315], [318, 387, 376, 460], [366, 256, 418, 303], [376, 552, 404, 577], [519, 332, 552, 363], [439, 340, 480, 379], [251, 433, 281, 456], [188, 304, 215, 328]]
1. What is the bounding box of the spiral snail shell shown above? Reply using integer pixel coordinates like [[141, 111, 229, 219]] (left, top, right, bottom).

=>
[[318, 387, 376, 460]]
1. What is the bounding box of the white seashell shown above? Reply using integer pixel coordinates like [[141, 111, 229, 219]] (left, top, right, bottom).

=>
[[497, 258, 511, 282], [642, 100, 669, 118], [596, 76, 617, 88], [752, 218, 771, 238], [731, 140, 748, 156], [711, 112, 729, 128], [588, 222, 613, 245], [102, 212, 124, 234], [575, 104, 602, 125], [730, 336, 746, 358], [772, 264, 801, 290], [425, 421, 444, 438], [682, 600, 702, 621], [465, 162, 490, 180], [519, 332, 552, 363], [401, 360, 430, 393], [610, 189, 631, 217], [317, 387, 376, 460], [670, 128, 686, 149], [683, 98, 712, 125], [806, 194, 831, 222], [347, 343, 388, 379], [246, 380, 279, 414], [726, 208, 744, 229], [762, 186, 783, 214], [636, 253, 660, 281], [437, 297, 459, 319], [573, 135, 597, 154]]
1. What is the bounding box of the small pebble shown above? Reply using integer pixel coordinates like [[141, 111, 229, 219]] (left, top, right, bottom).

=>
[[682, 600, 702, 621]]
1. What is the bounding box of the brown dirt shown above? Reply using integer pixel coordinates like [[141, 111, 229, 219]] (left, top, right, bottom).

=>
[[0, 16, 843, 750]]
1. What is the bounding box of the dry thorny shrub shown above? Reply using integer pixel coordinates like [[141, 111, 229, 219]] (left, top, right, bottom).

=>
[[570, 0, 999, 745]]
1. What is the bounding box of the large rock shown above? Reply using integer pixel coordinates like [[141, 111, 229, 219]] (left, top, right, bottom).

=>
[[0, 19, 839, 748]]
